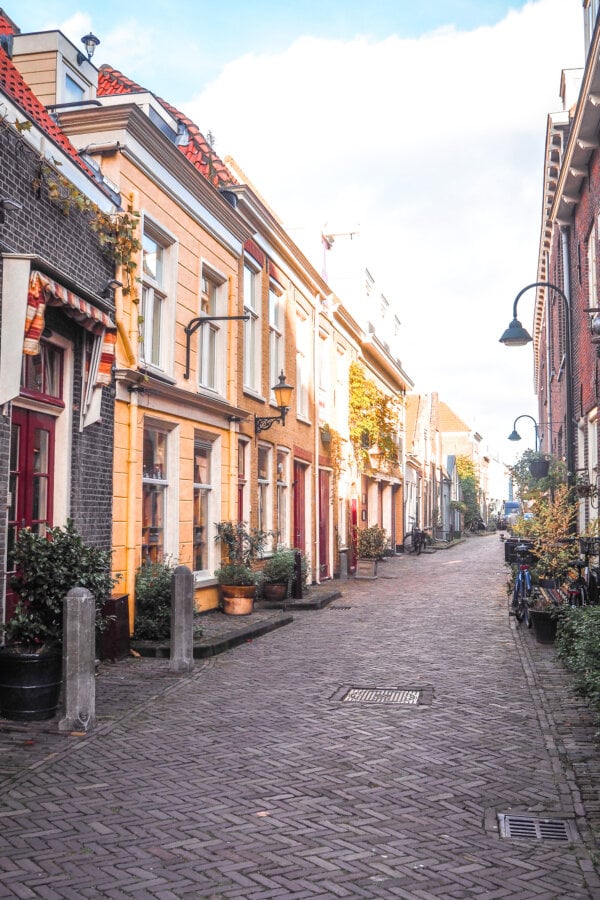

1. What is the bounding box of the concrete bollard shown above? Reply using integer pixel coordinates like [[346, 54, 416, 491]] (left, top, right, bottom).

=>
[[339, 548, 349, 581], [58, 587, 96, 733], [170, 565, 194, 673]]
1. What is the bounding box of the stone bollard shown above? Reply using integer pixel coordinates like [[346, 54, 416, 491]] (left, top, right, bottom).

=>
[[170, 565, 194, 674], [292, 550, 303, 599], [58, 587, 96, 733], [339, 548, 349, 581]]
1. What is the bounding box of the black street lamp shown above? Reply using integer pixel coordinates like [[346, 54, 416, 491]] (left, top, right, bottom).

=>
[[500, 282, 574, 483], [507, 414, 540, 452]]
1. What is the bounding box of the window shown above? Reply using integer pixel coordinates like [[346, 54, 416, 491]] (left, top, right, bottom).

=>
[[238, 439, 249, 522], [269, 283, 285, 392], [588, 222, 597, 310], [64, 73, 85, 103], [198, 269, 225, 392], [257, 444, 272, 537], [243, 261, 261, 392], [141, 221, 175, 372], [193, 439, 212, 574], [142, 426, 168, 564], [276, 448, 289, 546], [318, 332, 331, 420], [21, 342, 63, 402], [296, 311, 310, 419], [584, 0, 600, 53]]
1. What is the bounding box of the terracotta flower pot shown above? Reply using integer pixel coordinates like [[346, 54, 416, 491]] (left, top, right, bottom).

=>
[[220, 584, 256, 615]]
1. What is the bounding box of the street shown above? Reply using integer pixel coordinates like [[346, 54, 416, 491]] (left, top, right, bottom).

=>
[[1, 536, 599, 898]]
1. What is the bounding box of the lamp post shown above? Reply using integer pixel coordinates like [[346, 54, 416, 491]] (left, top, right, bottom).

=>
[[507, 415, 540, 452], [499, 282, 574, 484]]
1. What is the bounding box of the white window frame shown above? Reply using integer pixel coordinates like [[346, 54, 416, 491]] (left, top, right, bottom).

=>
[[142, 419, 179, 564], [269, 281, 285, 395], [588, 221, 597, 311], [198, 263, 227, 395], [193, 434, 220, 580], [276, 447, 290, 546], [296, 309, 311, 420], [243, 258, 261, 394], [257, 443, 273, 542], [140, 217, 177, 375], [60, 63, 89, 104], [318, 330, 331, 421]]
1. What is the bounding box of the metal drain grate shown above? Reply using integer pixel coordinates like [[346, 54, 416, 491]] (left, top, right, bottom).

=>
[[342, 688, 421, 705], [498, 814, 573, 842], [328, 605, 352, 610]]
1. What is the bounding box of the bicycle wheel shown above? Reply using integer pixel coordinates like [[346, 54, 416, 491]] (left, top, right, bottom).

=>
[[415, 533, 423, 556], [403, 532, 415, 554]]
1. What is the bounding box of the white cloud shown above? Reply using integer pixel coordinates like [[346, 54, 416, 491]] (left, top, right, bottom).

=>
[[182, 0, 582, 460]]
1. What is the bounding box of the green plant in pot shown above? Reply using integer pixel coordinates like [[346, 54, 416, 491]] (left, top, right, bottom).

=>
[[214, 521, 268, 615], [260, 549, 297, 602], [0, 521, 115, 721], [354, 524, 388, 578]]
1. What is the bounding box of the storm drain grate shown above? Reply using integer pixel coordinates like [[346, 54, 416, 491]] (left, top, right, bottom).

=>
[[498, 814, 574, 842], [328, 605, 352, 610], [342, 688, 421, 705]]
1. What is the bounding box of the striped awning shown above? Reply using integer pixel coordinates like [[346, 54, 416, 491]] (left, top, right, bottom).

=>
[[24, 270, 117, 385]]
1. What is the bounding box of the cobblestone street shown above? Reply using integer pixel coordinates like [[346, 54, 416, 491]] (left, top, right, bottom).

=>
[[1, 536, 599, 898]]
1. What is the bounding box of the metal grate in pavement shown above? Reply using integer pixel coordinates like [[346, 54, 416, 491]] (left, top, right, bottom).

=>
[[498, 814, 574, 842], [342, 688, 421, 705], [328, 605, 352, 610]]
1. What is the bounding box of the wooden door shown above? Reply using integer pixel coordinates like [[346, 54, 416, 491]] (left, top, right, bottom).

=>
[[292, 460, 306, 552], [319, 469, 330, 579]]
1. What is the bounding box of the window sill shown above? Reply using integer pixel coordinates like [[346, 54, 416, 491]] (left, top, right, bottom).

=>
[[243, 388, 266, 403], [140, 365, 176, 385]]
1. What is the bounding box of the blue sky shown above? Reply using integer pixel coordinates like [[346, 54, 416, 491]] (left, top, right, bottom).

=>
[[16, 1, 585, 462]]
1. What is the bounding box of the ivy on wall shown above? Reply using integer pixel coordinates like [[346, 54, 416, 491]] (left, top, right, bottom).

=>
[[348, 360, 400, 470]]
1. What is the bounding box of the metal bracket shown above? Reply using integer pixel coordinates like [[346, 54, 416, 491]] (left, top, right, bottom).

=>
[[183, 315, 249, 379]]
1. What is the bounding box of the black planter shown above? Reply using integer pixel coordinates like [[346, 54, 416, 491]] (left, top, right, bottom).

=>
[[529, 459, 550, 479], [0, 648, 62, 721], [530, 609, 558, 644]]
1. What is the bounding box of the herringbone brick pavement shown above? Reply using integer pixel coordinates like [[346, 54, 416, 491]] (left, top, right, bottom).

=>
[[1, 536, 599, 898]]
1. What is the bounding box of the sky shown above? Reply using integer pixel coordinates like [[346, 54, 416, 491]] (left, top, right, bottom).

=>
[[19, 0, 584, 463]]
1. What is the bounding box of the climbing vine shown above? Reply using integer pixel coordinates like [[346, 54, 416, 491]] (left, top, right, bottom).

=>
[[32, 161, 141, 303], [348, 361, 400, 470]]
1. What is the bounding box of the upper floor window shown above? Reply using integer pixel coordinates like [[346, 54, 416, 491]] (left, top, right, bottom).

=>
[[21, 342, 63, 402], [296, 311, 310, 420], [588, 222, 597, 309], [198, 268, 226, 393], [269, 282, 285, 395], [243, 260, 261, 392], [141, 221, 175, 372], [584, 0, 599, 53]]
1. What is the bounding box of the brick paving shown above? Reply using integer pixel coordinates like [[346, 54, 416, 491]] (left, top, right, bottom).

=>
[[1, 536, 600, 897]]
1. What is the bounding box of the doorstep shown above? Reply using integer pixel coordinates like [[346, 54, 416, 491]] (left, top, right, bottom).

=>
[[131, 609, 294, 660]]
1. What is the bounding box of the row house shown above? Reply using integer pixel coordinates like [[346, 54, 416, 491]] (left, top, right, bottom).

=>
[[4, 11, 416, 631], [0, 15, 118, 624], [534, 1, 600, 532]]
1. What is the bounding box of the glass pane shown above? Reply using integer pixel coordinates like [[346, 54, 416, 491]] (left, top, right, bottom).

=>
[[43, 344, 62, 397], [21, 354, 43, 392], [258, 446, 269, 481], [33, 429, 49, 475], [193, 487, 208, 570], [143, 232, 163, 284], [65, 73, 85, 103], [143, 429, 167, 479], [32, 476, 48, 523], [244, 266, 256, 311], [194, 445, 210, 484], [142, 483, 165, 564], [151, 294, 162, 365], [238, 441, 246, 478]]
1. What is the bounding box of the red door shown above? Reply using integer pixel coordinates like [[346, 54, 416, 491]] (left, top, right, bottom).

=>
[[6, 408, 55, 619], [319, 469, 330, 579], [292, 461, 306, 552]]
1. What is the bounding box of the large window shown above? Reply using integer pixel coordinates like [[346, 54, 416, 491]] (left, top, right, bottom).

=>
[[269, 282, 285, 392], [141, 221, 175, 372], [588, 221, 597, 310], [257, 444, 272, 537], [243, 260, 261, 392], [21, 342, 63, 403], [276, 448, 289, 546], [296, 310, 310, 419], [193, 439, 212, 574], [198, 269, 225, 392], [142, 426, 168, 564]]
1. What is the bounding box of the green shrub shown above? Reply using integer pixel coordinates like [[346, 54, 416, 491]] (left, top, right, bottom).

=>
[[556, 606, 600, 713], [133, 560, 175, 641]]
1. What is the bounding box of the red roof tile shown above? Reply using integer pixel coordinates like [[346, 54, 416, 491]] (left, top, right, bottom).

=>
[[98, 65, 235, 189]]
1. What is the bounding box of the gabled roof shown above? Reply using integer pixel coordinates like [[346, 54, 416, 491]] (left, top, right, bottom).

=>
[[0, 12, 93, 178], [438, 400, 471, 433], [98, 65, 235, 189]]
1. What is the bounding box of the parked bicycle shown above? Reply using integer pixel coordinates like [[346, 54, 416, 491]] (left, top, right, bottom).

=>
[[511, 542, 533, 627], [403, 522, 427, 556]]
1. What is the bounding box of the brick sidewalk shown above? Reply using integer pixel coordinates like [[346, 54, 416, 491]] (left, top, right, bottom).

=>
[[1, 535, 599, 897]]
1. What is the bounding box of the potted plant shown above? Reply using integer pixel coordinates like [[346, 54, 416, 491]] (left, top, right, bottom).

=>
[[260, 549, 296, 602], [214, 521, 268, 615], [0, 521, 115, 721], [354, 524, 388, 579]]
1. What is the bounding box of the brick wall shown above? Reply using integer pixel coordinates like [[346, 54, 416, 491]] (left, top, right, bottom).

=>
[[0, 123, 115, 560]]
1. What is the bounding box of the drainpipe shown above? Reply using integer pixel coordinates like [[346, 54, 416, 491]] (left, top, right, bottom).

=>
[[544, 248, 553, 455], [227, 274, 238, 521], [560, 226, 575, 483], [125, 191, 140, 624], [313, 296, 321, 584]]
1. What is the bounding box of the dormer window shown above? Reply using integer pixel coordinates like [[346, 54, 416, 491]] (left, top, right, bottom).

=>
[[65, 72, 85, 103]]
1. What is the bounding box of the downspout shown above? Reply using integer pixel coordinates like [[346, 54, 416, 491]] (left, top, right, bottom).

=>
[[227, 274, 238, 522], [560, 226, 575, 483], [313, 295, 321, 584], [544, 248, 553, 454], [125, 191, 140, 625]]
